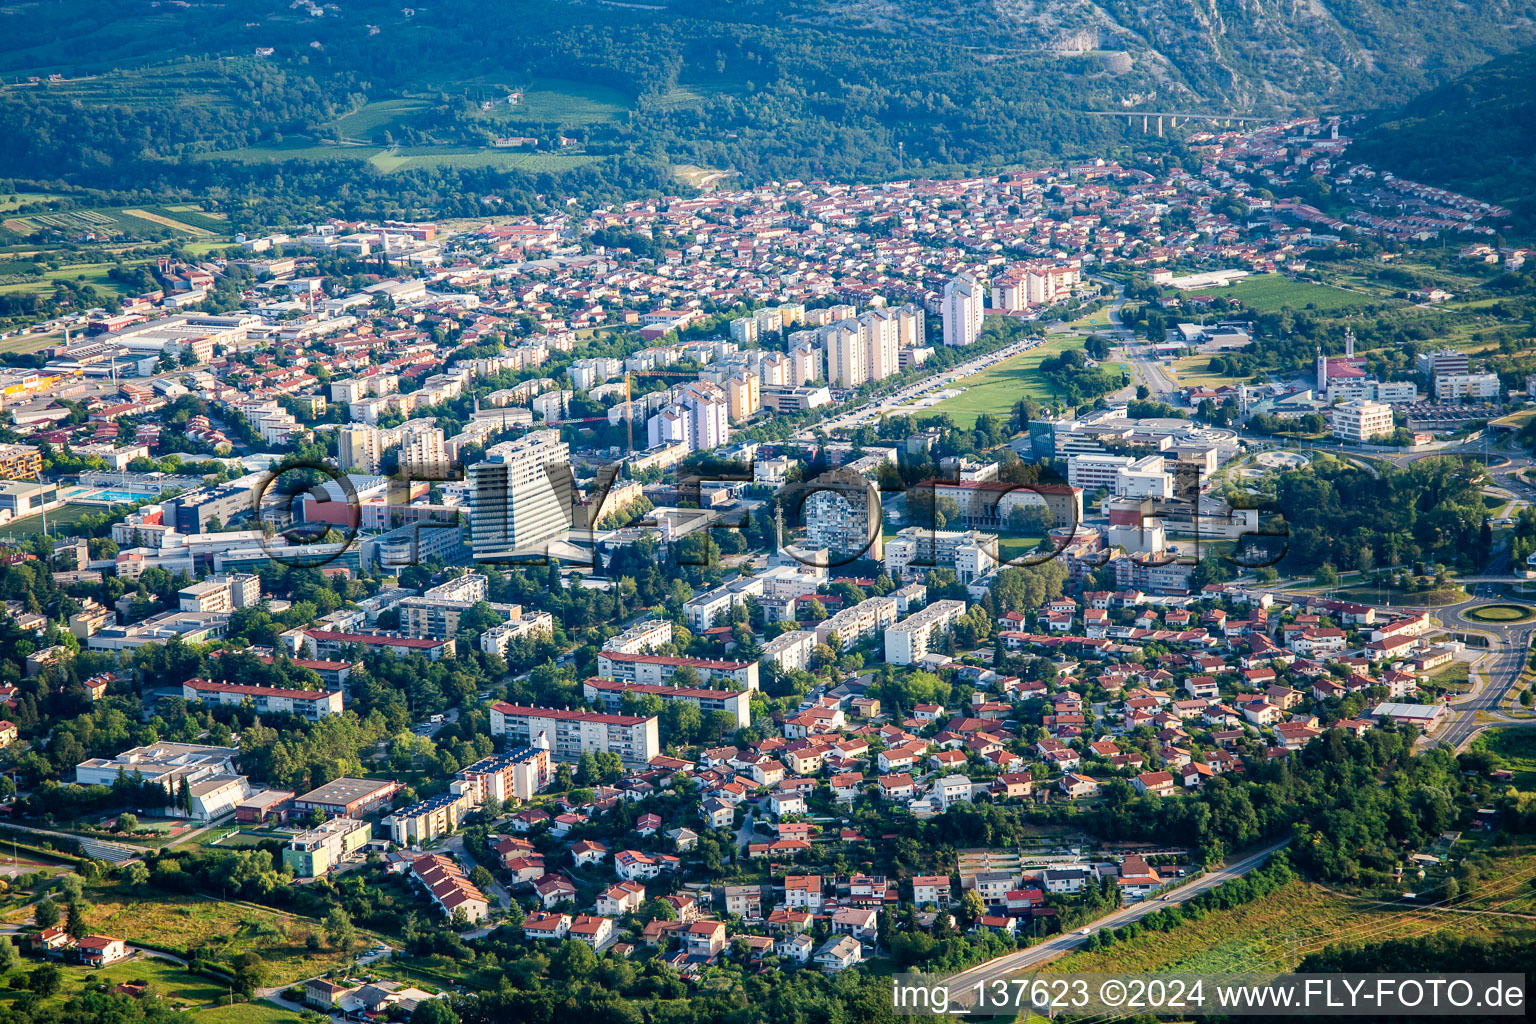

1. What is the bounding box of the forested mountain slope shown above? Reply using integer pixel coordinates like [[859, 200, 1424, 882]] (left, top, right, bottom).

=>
[[0, 0, 1530, 193], [1350, 46, 1536, 229]]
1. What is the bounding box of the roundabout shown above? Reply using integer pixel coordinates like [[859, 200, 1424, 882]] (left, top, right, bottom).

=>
[[1463, 603, 1536, 624]]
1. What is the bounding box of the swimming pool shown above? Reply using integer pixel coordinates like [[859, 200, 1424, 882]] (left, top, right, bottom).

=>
[[62, 486, 157, 505]]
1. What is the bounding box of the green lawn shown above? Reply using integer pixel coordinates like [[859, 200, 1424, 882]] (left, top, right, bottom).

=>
[[194, 1001, 310, 1024], [1215, 273, 1380, 312], [931, 333, 1078, 427], [1474, 728, 1536, 789], [0, 331, 59, 355], [0, 953, 228, 1015], [1, 884, 378, 986], [0, 192, 66, 212], [1173, 354, 1248, 389]]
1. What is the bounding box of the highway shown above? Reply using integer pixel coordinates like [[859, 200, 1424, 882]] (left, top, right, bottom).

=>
[[945, 838, 1291, 986]]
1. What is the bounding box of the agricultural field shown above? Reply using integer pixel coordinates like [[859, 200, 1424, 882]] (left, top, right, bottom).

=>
[[3, 206, 218, 239], [1045, 878, 1536, 975], [201, 141, 598, 174], [327, 98, 431, 144], [368, 147, 599, 173], [932, 334, 1079, 427], [489, 77, 631, 123], [1216, 273, 1379, 313]]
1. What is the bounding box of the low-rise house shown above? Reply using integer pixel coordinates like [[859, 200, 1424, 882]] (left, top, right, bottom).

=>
[[684, 920, 727, 958], [912, 874, 952, 906], [1133, 770, 1175, 797], [596, 880, 647, 917], [524, 912, 571, 941], [814, 935, 863, 972], [76, 934, 127, 967], [568, 914, 615, 949]]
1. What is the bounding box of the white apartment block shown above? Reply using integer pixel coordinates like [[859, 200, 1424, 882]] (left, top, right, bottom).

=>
[[489, 703, 660, 766], [480, 609, 555, 656], [1116, 455, 1174, 500], [1066, 453, 1134, 492], [941, 274, 984, 347], [759, 630, 817, 673], [182, 678, 343, 719], [596, 651, 759, 691], [885, 600, 968, 665], [1332, 399, 1394, 443], [804, 479, 884, 560], [603, 618, 673, 654], [1434, 372, 1500, 402], [647, 381, 730, 451], [729, 317, 760, 345], [814, 596, 898, 650], [178, 573, 259, 614], [884, 527, 996, 583], [468, 430, 572, 560], [400, 426, 452, 480]]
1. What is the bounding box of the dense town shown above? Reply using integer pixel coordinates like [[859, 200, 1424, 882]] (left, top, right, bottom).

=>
[[0, 112, 1533, 1022]]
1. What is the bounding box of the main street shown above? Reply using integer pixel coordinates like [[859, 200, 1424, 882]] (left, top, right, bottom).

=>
[[1428, 600, 1534, 750], [945, 838, 1290, 986]]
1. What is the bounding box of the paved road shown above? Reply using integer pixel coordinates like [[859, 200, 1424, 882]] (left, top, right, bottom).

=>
[[1428, 605, 1533, 750], [946, 838, 1290, 986], [439, 834, 512, 910]]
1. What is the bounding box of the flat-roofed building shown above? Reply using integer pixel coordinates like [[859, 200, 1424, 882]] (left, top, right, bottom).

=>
[[303, 629, 454, 661], [759, 630, 817, 673], [602, 618, 672, 654], [480, 608, 555, 656], [885, 600, 968, 666], [387, 791, 473, 846], [75, 742, 241, 818], [293, 777, 403, 819], [283, 817, 372, 876], [455, 747, 551, 804], [814, 596, 898, 651]]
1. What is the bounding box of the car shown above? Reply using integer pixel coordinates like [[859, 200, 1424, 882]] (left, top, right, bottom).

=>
[[1078, 927, 1091, 935]]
